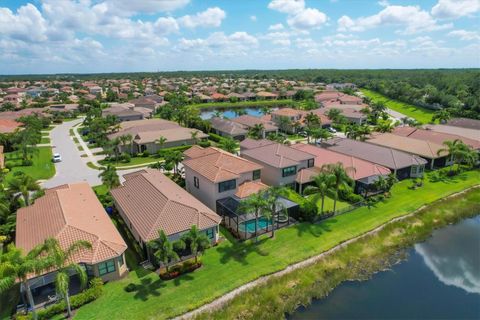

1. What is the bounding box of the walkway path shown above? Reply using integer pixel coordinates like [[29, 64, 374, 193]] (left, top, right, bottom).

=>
[[42, 118, 101, 188], [173, 186, 479, 319]]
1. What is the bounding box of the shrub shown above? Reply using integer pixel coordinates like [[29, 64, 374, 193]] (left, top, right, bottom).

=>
[[198, 140, 211, 148], [121, 152, 131, 163], [157, 145, 191, 157], [338, 188, 363, 203], [124, 283, 137, 293], [141, 151, 150, 157], [21, 159, 33, 166], [298, 199, 317, 222], [208, 133, 223, 142]]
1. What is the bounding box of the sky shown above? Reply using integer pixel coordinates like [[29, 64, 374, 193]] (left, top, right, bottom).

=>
[[0, 0, 479, 74]]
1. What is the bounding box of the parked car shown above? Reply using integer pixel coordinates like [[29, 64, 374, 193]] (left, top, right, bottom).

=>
[[328, 127, 337, 133], [52, 153, 62, 163]]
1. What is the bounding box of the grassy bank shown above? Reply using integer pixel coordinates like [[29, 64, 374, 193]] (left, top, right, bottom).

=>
[[4, 147, 55, 182], [188, 99, 294, 110], [361, 89, 434, 124], [196, 187, 480, 319]]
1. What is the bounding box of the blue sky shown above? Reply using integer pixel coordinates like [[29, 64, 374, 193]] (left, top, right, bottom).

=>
[[0, 0, 479, 74]]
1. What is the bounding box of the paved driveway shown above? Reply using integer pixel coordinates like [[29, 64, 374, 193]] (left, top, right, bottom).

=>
[[42, 119, 102, 188]]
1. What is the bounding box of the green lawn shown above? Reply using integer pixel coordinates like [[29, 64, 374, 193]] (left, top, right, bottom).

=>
[[99, 156, 162, 168], [280, 188, 350, 213], [4, 147, 55, 182], [361, 89, 435, 124], [40, 137, 51, 144], [187, 99, 294, 110], [74, 169, 480, 320]]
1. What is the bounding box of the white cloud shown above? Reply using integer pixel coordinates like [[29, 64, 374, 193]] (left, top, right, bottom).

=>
[[154, 17, 180, 35], [378, 0, 389, 7], [268, 0, 327, 30], [447, 29, 480, 41], [104, 0, 190, 15], [268, 0, 305, 14], [431, 0, 480, 19], [287, 8, 327, 29], [338, 5, 452, 34], [250, 15, 257, 22], [273, 39, 291, 46], [178, 7, 226, 29], [268, 23, 284, 31], [0, 4, 48, 42], [176, 31, 258, 52]]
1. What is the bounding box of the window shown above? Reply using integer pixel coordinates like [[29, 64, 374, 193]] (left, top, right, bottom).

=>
[[118, 255, 125, 267], [253, 170, 261, 180], [307, 159, 314, 168], [194, 176, 199, 188], [411, 166, 417, 174], [98, 259, 116, 276], [282, 166, 297, 177], [419, 166, 424, 173], [205, 228, 214, 240], [218, 179, 236, 193]]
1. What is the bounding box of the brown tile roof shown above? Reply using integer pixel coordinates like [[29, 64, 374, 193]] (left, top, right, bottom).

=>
[[241, 141, 313, 168], [239, 138, 276, 150], [272, 108, 304, 117], [16, 183, 127, 267], [392, 127, 480, 150], [323, 138, 427, 170], [111, 170, 221, 242], [446, 118, 480, 130], [234, 180, 269, 199], [423, 124, 480, 141], [256, 91, 278, 98], [210, 117, 248, 136], [108, 118, 181, 139], [367, 133, 448, 159], [183, 145, 219, 159], [231, 115, 278, 131], [0, 119, 22, 133], [182, 147, 262, 183], [291, 143, 391, 181], [295, 166, 322, 184], [134, 128, 207, 144]]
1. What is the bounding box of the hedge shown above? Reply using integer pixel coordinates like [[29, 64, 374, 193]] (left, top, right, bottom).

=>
[[157, 145, 192, 157]]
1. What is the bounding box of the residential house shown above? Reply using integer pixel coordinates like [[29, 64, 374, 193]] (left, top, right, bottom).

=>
[[111, 169, 222, 260], [423, 124, 480, 142], [291, 143, 391, 194], [183, 146, 263, 211], [16, 183, 128, 296], [231, 115, 279, 138], [210, 117, 248, 140], [89, 86, 103, 95], [392, 126, 480, 151], [128, 97, 157, 111], [102, 103, 152, 122], [240, 139, 315, 189], [367, 133, 452, 169], [445, 118, 480, 130], [323, 138, 427, 180], [256, 91, 278, 100], [0, 118, 22, 133]]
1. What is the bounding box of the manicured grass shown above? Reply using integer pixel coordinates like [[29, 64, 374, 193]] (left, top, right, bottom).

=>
[[86, 162, 102, 170], [73, 137, 79, 144], [4, 147, 55, 182], [78, 146, 84, 151], [188, 99, 294, 110], [40, 137, 51, 144], [99, 156, 162, 168], [281, 188, 350, 213], [361, 89, 435, 124], [74, 169, 479, 320]]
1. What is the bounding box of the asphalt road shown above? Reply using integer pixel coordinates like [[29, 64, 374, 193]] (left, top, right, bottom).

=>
[[41, 119, 102, 188]]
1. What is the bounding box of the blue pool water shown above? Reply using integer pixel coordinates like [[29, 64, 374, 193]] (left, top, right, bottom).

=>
[[239, 218, 272, 233], [200, 108, 266, 120]]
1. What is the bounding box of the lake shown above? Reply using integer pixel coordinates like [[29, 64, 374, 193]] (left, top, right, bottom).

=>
[[200, 107, 268, 120], [289, 216, 480, 320]]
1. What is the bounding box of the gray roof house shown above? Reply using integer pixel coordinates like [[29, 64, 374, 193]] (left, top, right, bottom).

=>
[[210, 117, 248, 140]]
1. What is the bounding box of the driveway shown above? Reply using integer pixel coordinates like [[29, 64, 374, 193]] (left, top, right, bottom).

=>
[[42, 119, 102, 188]]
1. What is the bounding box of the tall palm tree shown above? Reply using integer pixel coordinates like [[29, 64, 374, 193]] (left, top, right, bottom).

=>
[[218, 137, 239, 154], [155, 136, 167, 150], [165, 151, 183, 175], [8, 174, 41, 206], [0, 243, 52, 320], [148, 230, 179, 272], [321, 163, 353, 213], [239, 192, 267, 242], [190, 131, 199, 145], [98, 165, 120, 189], [248, 124, 264, 139], [181, 225, 211, 263], [304, 173, 336, 215], [41, 238, 92, 318], [305, 112, 320, 129], [118, 134, 133, 154], [437, 139, 478, 173], [261, 187, 286, 238]]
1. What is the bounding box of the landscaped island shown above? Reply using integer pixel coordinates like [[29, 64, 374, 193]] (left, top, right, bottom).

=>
[[73, 169, 480, 320]]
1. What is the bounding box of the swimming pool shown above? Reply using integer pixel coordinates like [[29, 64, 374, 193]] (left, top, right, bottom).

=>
[[238, 217, 272, 233]]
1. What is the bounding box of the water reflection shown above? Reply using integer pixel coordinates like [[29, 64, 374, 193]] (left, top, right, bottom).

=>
[[415, 218, 480, 294]]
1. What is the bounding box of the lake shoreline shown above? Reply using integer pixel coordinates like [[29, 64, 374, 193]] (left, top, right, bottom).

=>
[[191, 186, 480, 320]]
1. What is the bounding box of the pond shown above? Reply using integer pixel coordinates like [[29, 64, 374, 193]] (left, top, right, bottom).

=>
[[289, 216, 480, 319], [200, 107, 270, 120]]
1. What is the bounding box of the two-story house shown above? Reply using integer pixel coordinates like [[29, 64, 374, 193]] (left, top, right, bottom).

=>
[[240, 139, 315, 189], [182, 146, 263, 211]]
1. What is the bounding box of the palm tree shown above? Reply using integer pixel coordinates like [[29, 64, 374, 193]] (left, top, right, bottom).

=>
[[41, 238, 92, 318], [305, 112, 320, 129], [321, 163, 353, 213], [261, 187, 286, 238], [373, 175, 389, 194], [218, 137, 239, 154], [98, 165, 120, 189], [248, 124, 264, 139], [375, 120, 395, 133], [260, 106, 271, 115], [181, 225, 211, 263], [148, 230, 179, 273], [165, 151, 183, 175], [437, 139, 478, 173], [190, 131, 199, 145], [155, 136, 167, 150], [304, 173, 336, 215], [0, 243, 52, 320], [118, 134, 133, 154], [345, 124, 359, 140], [325, 108, 342, 122], [8, 174, 40, 206], [357, 124, 371, 141], [238, 192, 267, 242], [278, 116, 292, 133]]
